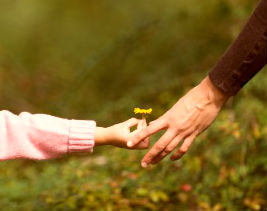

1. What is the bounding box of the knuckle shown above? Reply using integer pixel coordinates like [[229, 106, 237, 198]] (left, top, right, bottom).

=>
[[128, 117, 134, 122], [165, 146, 174, 153], [149, 154, 158, 162], [173, 126, 183, 133], [131, 117, 138, 122], [167, 128, 177, 136], [160, 151, 168, 157], [167, 115, 178, 125], [155, 144, 165, 151], [144, 154, 153, 162]]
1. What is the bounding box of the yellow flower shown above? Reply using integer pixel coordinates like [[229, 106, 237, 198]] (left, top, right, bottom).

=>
[[134, 107, 152, 115]]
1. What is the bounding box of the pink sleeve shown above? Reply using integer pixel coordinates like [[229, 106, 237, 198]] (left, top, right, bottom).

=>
[[0, 110, 96, 161]]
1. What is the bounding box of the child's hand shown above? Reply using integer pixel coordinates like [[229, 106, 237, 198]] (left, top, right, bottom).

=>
[[95, 118, 149, 149]]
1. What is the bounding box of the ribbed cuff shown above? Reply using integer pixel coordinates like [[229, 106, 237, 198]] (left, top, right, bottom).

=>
[[68, 120, 96, 153]]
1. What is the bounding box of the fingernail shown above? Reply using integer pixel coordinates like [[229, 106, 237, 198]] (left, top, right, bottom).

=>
[[127, 141, 133, 147], [141, 162, 148, 168]]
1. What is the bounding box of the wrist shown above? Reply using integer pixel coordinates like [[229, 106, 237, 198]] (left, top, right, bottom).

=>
[[199, 76, 229, 107], [95, 127, 111, 146]]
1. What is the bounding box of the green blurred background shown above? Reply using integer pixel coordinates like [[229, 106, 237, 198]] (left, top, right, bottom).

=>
[[0, 0, 266, 210]]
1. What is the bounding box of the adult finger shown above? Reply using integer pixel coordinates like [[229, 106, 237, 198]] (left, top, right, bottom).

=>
[[150, 134, 184, 164], [170, 134, 196, 161], [131, 140, 149, 149], [141, 129, 176, 168], [131, 119, 150, 149], [127, 118, 166, 147]]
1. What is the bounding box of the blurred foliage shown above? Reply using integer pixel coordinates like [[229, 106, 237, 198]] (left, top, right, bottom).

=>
[[0, 0, 266, 210]]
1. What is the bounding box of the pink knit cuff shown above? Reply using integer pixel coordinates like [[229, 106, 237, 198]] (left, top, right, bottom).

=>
[[68, 120, 96, 153]]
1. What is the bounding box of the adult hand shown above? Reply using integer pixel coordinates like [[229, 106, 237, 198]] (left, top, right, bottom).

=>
[[127, 76, 229, 167]]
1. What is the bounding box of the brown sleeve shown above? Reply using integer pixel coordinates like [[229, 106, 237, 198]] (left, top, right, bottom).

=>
[[208, 0, 267, 96]]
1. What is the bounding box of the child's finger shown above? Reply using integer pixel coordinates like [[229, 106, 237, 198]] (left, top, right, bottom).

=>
[[125, 118, 139, 128], [129, 119, 150, 149], [137, 119, 143, 130], [136, 118, 146, 130], [132, 118, 147, 134], [142, 118, 147, 128]]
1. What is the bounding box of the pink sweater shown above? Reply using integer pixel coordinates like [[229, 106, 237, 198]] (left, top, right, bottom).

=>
[[0, 110, 95, 161]]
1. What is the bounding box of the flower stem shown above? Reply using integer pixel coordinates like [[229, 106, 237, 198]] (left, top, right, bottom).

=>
[[142, 113, 145, 120]]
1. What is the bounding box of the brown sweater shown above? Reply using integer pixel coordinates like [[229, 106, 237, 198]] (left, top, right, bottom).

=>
[[209, 0, 267, 96]]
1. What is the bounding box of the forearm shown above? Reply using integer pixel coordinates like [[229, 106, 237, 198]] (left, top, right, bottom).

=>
[[0, 110, 95, 161], [209, 0, 267, 96]]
